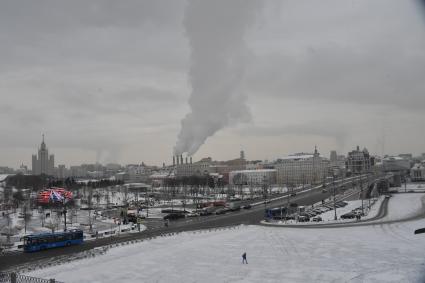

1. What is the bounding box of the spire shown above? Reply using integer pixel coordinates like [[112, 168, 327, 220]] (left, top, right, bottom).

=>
[[40, 133, 46, 150]]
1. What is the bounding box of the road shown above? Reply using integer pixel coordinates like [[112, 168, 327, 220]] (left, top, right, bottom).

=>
[[0, 177, 370, 272]]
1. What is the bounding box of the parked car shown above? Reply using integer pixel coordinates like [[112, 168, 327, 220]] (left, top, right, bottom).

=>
[[312, 216, 322, 222], [341, 212, 356, 219], [298, 215, 309, 222], [336, 201, 348, 207], [187, 212, 200, 217]]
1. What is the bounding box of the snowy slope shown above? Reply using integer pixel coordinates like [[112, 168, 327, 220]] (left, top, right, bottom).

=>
[[28, 193, 425, 283]]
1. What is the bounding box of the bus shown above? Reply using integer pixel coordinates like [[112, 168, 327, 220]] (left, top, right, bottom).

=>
[[23, 229, 84, 252]]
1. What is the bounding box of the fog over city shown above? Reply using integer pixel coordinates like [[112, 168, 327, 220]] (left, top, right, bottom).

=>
[[1, 0, 425, 167]]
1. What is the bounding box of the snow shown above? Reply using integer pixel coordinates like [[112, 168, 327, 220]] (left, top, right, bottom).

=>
[[383, 193, 425, 221], [27, 193, 425, 282]]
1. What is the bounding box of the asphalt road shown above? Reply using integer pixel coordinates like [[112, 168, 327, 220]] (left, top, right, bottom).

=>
[[0, 179, 367, 272]]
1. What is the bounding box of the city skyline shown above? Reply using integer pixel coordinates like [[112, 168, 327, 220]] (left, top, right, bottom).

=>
[[1, 134, 422, 171], [1, 0, 425, 168]]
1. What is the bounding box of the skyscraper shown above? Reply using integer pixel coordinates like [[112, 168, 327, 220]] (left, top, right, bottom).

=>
[[32, 134, 55, 175]]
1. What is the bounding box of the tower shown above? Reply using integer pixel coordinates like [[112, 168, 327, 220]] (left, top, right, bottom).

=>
[[32, 134, 55, 175]]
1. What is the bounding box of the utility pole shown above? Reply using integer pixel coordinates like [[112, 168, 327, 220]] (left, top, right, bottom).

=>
[[333, 175, 337, 220], [146, 186, 149, 218], [360, 174, 364, 215], [263, 175, 268, 215]]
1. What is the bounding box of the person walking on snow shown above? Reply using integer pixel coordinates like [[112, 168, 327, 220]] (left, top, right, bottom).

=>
[[242, 252, 248, 264]]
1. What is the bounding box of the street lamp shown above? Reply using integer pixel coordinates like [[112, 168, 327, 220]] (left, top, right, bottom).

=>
[[262, 175, 268, 212]]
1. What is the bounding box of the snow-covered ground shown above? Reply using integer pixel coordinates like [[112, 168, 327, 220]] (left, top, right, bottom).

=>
[[28, 193, 425, 282], [383, 193, 425, 221]]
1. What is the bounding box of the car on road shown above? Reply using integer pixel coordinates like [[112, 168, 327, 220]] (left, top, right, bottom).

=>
[[340, 212, 356, 219], [290, 193, 297, 197], [242, 204, 252, 209], [322, 189, 328, 193]]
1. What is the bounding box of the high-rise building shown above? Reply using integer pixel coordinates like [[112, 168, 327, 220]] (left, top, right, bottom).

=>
[[32, 135, 55, 175], [345, 146, 373, 174], [330, 150, 337, 164]]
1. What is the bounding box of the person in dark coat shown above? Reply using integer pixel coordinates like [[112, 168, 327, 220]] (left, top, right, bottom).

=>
[[242, 252, 248, 264]]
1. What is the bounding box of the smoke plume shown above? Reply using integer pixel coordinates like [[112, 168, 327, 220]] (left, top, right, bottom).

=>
[[174, 0, 260, 156]]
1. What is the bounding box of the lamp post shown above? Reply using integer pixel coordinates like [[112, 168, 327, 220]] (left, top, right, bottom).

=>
[[262, 175, 268, 213], [61, 195, 68, 232]]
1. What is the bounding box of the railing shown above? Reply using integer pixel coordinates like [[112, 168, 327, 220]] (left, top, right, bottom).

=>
[[0, 273, 63, 283]]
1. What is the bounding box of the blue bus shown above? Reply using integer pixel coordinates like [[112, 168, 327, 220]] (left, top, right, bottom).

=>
[[23, 229, 84, 252]]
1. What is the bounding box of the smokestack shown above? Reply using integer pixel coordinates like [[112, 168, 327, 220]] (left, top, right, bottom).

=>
[[173, 156, 176, 166], [190, 156, 192, 164], [186, 156, 188, 164], [180, 155, 183, 165], [176, 155, 179, 165]]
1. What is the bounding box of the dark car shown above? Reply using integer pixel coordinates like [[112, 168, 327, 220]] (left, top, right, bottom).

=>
[[163, 213, 185, 220], [312, 216, 322, 222], [243, 204, 252, 209], [290, 193, 297, 197], [298, 215, 309, 222], [341, 212, 356, 219]]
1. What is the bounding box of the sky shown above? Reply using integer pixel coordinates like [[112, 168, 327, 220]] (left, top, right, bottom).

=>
[[1, 0, 425, 168]]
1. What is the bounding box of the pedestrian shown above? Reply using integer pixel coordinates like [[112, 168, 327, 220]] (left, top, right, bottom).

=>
[[242, 252, 248, 264]]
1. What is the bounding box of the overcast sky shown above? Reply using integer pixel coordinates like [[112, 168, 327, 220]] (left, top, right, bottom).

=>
[[1, 0, 425, 168]]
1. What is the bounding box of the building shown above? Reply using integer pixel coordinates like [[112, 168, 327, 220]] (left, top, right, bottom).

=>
[[229, 169, 276, 186], [382, 156, 411, 174], [330, 151, 337, 164], [176, 157, 213, 177], [57, 164, 68, 179], [411, 162, 425, 182], [32, 135, 55, 175], [346, 146, 373, 174], [398, 153, 413, 160], [274, 147, 330, 186]]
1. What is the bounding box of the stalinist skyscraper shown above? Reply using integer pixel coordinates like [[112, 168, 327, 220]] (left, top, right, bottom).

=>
[[32, 134, 55, 175]]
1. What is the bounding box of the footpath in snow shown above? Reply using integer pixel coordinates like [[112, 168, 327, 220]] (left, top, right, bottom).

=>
[[27, 193, 425, 283]]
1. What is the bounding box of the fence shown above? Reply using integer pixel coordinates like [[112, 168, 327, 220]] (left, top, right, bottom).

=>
[[0, 273, 63, 283]]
